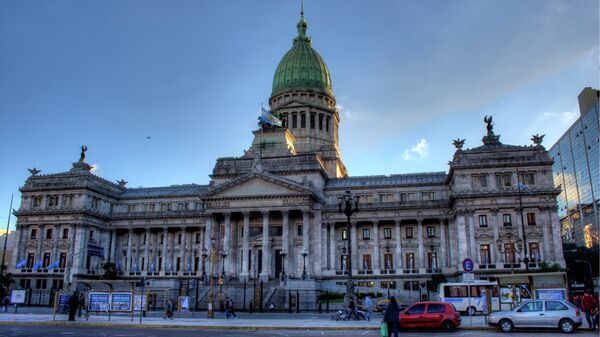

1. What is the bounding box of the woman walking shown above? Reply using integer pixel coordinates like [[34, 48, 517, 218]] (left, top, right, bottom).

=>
[[383, 296, 400, 337]]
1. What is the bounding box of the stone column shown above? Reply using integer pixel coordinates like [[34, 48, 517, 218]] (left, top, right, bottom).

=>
[[313, 209, 322, 276], [35, 226, 43, 265], [223, 213, 231, 276], [548, 207, 566, 267], [110, 229, 117, 263], [439, 218, 447, 270], [180, 227, 186, 273], [240, 212, 250, 281], [491, 210, 500, 264], [204, 215, 213, 275], [260, 211, 270, 281], [77, 225, 89, 272], [302, 210, 311, 277], [143, 228, 151, 273], [161, 227, 168, 275], [282, 210, 290, 276], [328, 223, 336, 272], [394, 220, 402, 272], [456, 211, 468, 266], [350, 221, 358, 272], [540, 208, 552, 262], [52, 225, 60, 262], [373, 221, 380, 274], [467, 211, 477, 263], [417, 219, 425, 272], [126, 228, 133, 272], [152, 230, 158, 273]]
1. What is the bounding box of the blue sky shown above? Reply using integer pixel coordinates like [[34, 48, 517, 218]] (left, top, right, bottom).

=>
[[0, 0, 598, 229]]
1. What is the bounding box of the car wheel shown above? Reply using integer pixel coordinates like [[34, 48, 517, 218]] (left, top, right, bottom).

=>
[[559, 318, 575, 333], [466, 306, 477, 316], [441, 320, 455, 332], [499, 319, 513, 333]]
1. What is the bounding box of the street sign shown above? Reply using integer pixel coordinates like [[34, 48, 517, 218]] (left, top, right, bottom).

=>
[[462, 258, 474, 272], [462, 272, 475, 283]]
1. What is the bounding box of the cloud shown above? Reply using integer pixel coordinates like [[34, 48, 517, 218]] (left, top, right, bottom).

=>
[[522, 109, 578, 145], [402, 138, 429, 160]]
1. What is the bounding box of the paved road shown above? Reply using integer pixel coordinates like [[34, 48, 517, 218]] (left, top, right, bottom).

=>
[[0, 325, 597, 337]]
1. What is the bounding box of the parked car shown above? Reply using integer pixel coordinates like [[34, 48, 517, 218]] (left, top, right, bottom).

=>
[[375, 299, 407, 313], [398, 301, 461, 331], [487, 299, 582, 333]]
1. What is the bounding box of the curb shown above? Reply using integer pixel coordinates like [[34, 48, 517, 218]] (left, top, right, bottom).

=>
[[0, 320, 496, 331]]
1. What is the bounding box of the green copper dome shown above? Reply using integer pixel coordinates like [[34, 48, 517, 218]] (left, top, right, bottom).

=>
[[271, 10, 333, 97]]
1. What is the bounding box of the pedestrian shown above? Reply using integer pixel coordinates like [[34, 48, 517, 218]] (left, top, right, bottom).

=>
[[591, 303, 599, 331], [269, 302, 275, 313], [78, 293, 86, 319], [383, 296, 400, 337], [67, 291, 79, 321], [581, 289, 597, 329], [249, 300, 254, 314], [225, 297, 237, 319], [348, 297, 359, 320], [1, 295, 9, 313], [364, 295, 373, 321], [164, 298, 174, 320]]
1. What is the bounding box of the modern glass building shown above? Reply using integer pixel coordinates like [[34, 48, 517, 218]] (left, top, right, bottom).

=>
[[549, 87, 600, 248]]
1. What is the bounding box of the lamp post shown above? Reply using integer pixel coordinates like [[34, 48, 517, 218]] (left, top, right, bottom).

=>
[[496, 232, 524, 269], [207, 237, 216, 319], [515, 168, 530, 271], [300, 248, 308, 280], [221, 249, 227, 280], [338, 190, 359, 302]]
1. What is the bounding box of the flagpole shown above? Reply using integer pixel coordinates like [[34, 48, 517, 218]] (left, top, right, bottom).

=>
[[1, 194, 13, 278]]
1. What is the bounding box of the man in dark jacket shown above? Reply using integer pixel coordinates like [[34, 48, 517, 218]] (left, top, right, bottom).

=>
[[67, 292, 79, 321], [383, 296, 400, 337]]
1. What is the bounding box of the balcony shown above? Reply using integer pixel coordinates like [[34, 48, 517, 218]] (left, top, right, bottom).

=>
[[380, 269, 396, 274], [478, 263, 497, 269], [357, 269, 373, 275]]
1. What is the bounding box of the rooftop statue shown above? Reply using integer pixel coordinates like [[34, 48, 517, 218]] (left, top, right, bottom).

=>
[[79, 145, 87, 163], [27, 167, 41, 176], [452, 138, 465, 150], [484, 115, 494, 136], [531, 134, 545, 146]]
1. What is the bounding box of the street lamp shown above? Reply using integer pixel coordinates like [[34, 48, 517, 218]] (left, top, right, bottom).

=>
[[300, 248, 308, 280], [207, 237, 217, 319], [338, 190, 359, 302], [220, 249, 227, 280], [201, 247, 208, 282], [280, 251, 287, 282]]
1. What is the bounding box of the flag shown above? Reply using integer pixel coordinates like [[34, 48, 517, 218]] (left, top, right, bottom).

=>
[[115, 262, 120, 271], [518, 182, 534, 195], [259, 106, 282, 127], [168, 263, 173, 272], [362, 259, 368, 271], [132, 263, 137, 273], [150, 263, 155, 273], [47, 260, 60, 271], [32, 260, 43, 271], [16, 259, 26, 269], [187, 263, 191, 272], [386, 258, 392, 270]]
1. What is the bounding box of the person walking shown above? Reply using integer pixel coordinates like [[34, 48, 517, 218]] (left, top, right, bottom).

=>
[[348, 297, 359, 320], [581, 289, 597, 329], [78, 293, 86, 319], [364, 295, 373, 321], [590, 303, 598, 331], [1, 295, 9, 313], [164, 298, 174, 320], [383, 296, 400, 337], [67, 292, 79, 321], [225, 297, 237, 319]]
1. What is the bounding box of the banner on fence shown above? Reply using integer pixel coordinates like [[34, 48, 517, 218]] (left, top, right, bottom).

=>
[[110, 292, 132, 311], [88, 292, 110, 312]]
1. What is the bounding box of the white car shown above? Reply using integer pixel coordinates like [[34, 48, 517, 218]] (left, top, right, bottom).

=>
[[488, 299, 583, 333]]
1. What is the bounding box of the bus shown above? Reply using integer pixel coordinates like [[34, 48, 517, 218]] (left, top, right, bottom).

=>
[[438, 281, 532, 315]]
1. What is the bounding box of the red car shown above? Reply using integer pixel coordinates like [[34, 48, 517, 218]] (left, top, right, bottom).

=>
[[398, 301, 461, 331]]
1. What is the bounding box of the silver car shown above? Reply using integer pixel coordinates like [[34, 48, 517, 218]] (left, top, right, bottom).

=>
[[488, 299, 583, 333]]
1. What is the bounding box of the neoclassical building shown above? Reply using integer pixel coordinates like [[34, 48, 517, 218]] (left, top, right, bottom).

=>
[[10, 10, 566, 306]]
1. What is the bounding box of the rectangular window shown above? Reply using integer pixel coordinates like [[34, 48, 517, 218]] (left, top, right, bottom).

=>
[[504, 243, 516, 263], [383, 253, 393, 270], [43, 252, 51, 268], [427, 226, 436, 238], [89, 230, 94, 241], [59, 252, 67, 269], [62, 228, 68, 239], [480, 244, 491, 264], [48, 195, 58, 207], [325, 116, 330, 132], [128, 205, 135, 213], [92, 197, 99, 210], [300, 113, 306, 128], [32, 196, 42, 208], [161, 203, 167, 212], [310, 113, 315, 129], [297, 225, 303, 236], [519, 172, 536, 185], [444, 285, 468, 298], [478, 215, 488, 227], [177, 203, 184, 211], [471, 175, 488, 188], [62, 195, 73, 207], [160, 234, 164, 244], [405, 253, 415, 269], [30, 229, 37, 239], [340, 255, 348, 271], [46, 228, 52, 240], [26, 253, 35, 268], [178, 234, 182, 244], [318, 114, 323, 130], [362, 254, 372, 271], [527, 213, 536, 226], [362, 228, 370, 240], [427, 252, 437, 269], [529, 242, 540, 261], [502, 214, 512, 226], [196, 233, 201, 243], [495, 173, 512, 188], [341, 229, 348, 240], [405, 227, 413, 238], [176, 257, 181, 271], [383, 228, 392, 239], [292, 114, 297, 128]]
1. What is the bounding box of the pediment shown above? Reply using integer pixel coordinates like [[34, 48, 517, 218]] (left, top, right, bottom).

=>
[[204, 172, 314, 199]]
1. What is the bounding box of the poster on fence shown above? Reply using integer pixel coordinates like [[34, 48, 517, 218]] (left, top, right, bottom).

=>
[[178, 296, 189, 312], [535, 289, 566, 300], [88, 292, 110, 312], [133, 295, 147, 311], [10, 290, 26, 304], [110, 292, 133, 311], [58, 293, 71, 313]]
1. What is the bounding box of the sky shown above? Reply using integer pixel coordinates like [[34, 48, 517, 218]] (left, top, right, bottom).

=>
[[0, 0, 598, 230]]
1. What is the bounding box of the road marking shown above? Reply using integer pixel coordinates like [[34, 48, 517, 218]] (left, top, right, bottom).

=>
[[360, 331, 369, 335], [276, 333, 289, 337]]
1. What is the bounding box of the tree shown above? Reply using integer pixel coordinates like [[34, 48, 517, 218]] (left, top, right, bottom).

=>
[[101, 262, 117, 280]]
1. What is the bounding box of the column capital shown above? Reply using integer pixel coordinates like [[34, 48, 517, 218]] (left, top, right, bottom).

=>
[[261, 210, 270, 217], [162, 226, 168, 232], [417, 218, 423, 225], [372, 220, 379, 226], [180, 226, 186, 232], [302, 209, 312, 216], [128, 227, 134, 233], [394, 219, 401, 226], [223, 212, 231, 219], [242, 211, 250, 218], [281, 209, 290, 216]]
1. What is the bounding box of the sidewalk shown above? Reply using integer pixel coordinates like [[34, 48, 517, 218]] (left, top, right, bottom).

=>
[[0, 312, 490, 330]]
